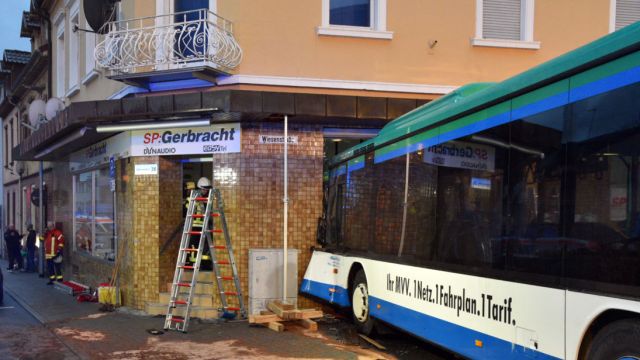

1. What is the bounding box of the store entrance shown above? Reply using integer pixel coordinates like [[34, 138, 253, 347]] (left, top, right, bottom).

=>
[[181, 158, 213, 270]]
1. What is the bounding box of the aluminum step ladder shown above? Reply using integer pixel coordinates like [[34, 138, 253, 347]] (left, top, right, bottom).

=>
[[164, 188, 246, 332]]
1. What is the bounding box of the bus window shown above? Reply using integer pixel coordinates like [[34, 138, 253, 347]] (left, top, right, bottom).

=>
[[343, 154, 375, 253], [402, 150, 438, 263], [506, 104, 567, 278], [431, 123, 509, 269], [371, 154, 406, 256], [565, 81, 640, 293]]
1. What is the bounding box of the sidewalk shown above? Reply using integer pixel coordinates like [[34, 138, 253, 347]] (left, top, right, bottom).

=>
[[1, 259, 388, 359], [1, 259, 100, 324]]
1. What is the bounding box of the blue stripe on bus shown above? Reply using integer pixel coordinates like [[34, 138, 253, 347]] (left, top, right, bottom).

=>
[[300, 278, 350, 307], [347, 161, 365, 173], [512, 91, 569, 120], [374, 65, 640, 164], [369, 296, 561, 360], [569, 65, 640, 103]]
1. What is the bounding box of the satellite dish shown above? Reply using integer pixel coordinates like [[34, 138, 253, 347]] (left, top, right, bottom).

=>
[[45, 97, 65, 121], [28, 99, 46, 128], [83, 0, 120, 34]]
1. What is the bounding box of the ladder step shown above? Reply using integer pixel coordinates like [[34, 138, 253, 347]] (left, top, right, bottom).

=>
[[211, 229, 223, 233], [216, 260, 230, 265], [169, 316, 185, 323], [213, 245, 226, 250], [195, 197, 208, 201], [222, 291, 238, 296], [218, 276, 234, 280], [181, 248, 198, 252], [191, 214, 205, 218], [187, 231, 202, 235], [176, 282, 192, 287], [173, 300, 188, 305], [179, 265, 195, 270], [225, 307, 240, 311]]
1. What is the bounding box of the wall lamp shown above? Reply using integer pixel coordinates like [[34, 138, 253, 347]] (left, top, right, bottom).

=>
[[95, 119, 212, 133]]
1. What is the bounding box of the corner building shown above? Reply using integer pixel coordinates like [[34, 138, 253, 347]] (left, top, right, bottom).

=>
[[8, 0, 640, 314]]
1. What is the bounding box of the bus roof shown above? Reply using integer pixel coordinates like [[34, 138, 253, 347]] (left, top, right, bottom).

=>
[[331, 21, 640, 166]]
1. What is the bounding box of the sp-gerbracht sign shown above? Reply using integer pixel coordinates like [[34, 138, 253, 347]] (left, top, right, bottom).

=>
[[424, 140, 495, 173], [131, 123, 241, 156], [258, 134, 298, 145]]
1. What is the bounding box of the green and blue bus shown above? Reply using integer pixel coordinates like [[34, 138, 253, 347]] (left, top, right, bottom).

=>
[[302, 22, 640, 359]]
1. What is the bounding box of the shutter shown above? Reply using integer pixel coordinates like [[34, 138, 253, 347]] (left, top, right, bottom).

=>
[[616, 0, 640, 31], [483, 0, 522, 40]]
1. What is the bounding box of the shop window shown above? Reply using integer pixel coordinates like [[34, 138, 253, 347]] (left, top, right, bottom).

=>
[[73, 168, 116, 261]]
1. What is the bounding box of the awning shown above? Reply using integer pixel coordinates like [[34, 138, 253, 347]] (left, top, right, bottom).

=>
[[13, 89, 429, 160]]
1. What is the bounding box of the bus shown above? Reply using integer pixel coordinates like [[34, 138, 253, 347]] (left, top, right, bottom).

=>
[[301, 22, 640, 360]]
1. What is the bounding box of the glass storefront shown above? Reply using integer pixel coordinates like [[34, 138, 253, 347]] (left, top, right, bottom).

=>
[[73, 168, 116, 261]]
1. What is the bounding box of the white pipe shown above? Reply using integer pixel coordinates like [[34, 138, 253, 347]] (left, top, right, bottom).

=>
[[96, 119, 210, 133], [283, 115, 289, 302], [397, 152, 410, 257]]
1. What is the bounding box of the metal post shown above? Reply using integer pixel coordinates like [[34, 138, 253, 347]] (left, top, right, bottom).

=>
[[283, 115, 288, 302], [38, 161, 44, 277]]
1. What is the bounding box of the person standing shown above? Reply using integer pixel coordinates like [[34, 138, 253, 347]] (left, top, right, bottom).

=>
[[4, 225, 23, 272], [24, 225, 37, 273], [43, 221, 64, 284]]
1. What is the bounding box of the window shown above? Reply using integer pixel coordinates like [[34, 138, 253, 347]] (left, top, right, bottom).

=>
[[55, 12, 65, 97], [83, 28, 97, 83], [318, 0, 392, 39], [611, 0, 640, 32], [565, 81, 640, 291], [4, 125, 8, 167], [9, 119, 13, 165], [472, 0, 540, 49], [67, 1, 80, 96], [73, 169, 116, 261], [330, 0, 371, 27]]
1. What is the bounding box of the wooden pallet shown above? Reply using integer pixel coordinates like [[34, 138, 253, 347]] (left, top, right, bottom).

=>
[[248, 300, 323, 332]]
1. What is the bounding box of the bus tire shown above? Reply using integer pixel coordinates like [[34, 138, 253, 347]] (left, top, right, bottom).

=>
[[586, 319, 640, 360], [350, 270, 375, 335]]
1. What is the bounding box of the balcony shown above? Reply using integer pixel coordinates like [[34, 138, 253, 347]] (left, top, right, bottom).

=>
[[94, 9, 242, 86]]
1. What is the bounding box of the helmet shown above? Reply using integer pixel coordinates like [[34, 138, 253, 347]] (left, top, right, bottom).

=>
[[197, 177, 211, 189]]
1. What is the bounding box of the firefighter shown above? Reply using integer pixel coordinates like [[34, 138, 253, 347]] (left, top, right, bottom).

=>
[[43, 221, 64, 284], [188, 177, 213, 270]]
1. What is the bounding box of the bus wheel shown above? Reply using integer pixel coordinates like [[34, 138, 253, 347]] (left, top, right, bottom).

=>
[[351, 270, 375, 335], [587, 319, 640, 360]]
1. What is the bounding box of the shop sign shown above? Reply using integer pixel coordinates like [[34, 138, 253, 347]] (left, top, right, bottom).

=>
[[70, 132, 131, 172], [131, 123, 241, 156], [134, 164, 158, 175], [258, 134, 298, 145], [424, 140, 495, 173]]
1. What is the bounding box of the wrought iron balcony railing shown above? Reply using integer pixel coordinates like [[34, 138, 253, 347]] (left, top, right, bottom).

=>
[[95, 9, 242, 77]]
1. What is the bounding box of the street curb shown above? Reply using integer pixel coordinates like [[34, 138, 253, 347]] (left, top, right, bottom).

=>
[[4, 285, 46, 324]]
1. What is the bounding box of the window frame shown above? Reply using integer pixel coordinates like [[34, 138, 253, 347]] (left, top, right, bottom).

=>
[[66, 1, 80, 97], [610, 0, 640, 33], [472, 0, 540, 50], [317, 0, 393, 40]]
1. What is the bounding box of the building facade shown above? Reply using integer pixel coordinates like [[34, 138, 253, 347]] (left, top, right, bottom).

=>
[[4, 0, 640, 314]]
